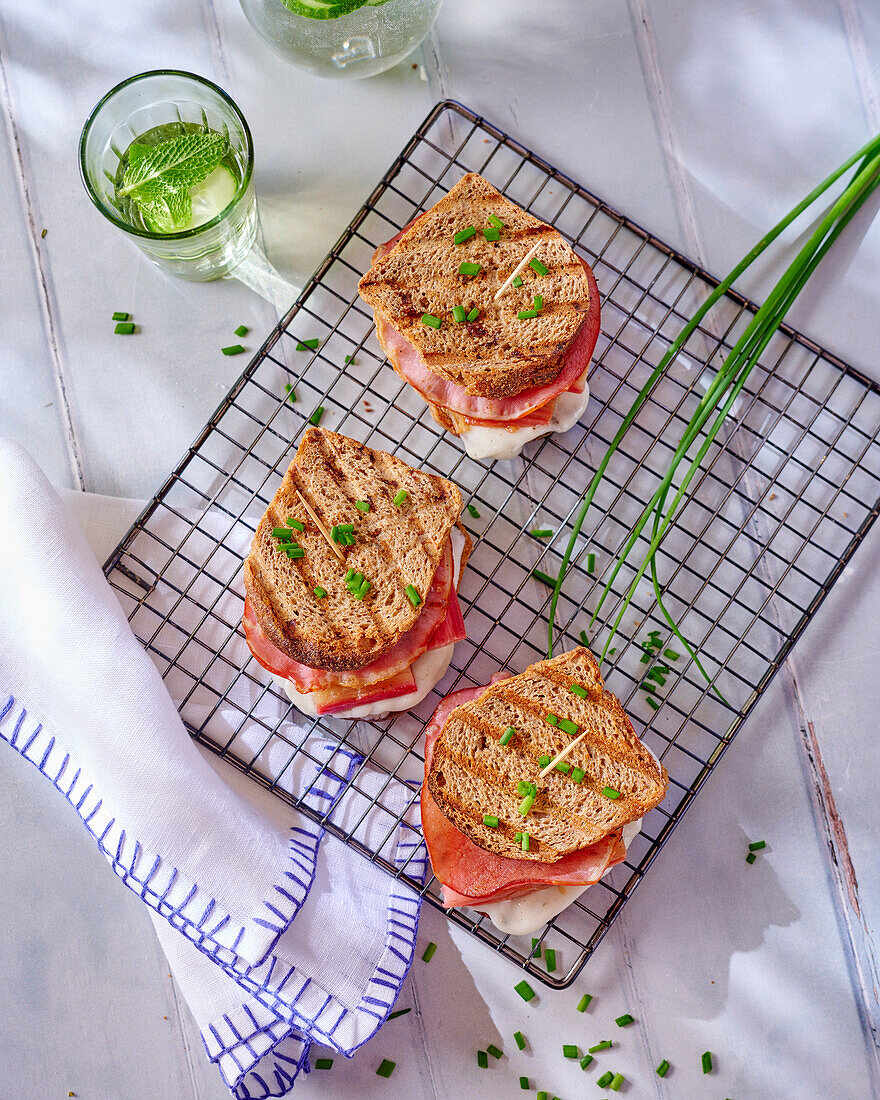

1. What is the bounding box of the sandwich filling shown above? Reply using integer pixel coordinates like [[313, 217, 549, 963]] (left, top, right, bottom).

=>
[[243, 527, 468, 715]]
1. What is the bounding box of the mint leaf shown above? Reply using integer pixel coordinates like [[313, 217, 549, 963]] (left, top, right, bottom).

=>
[[120, 131, 228, 230]]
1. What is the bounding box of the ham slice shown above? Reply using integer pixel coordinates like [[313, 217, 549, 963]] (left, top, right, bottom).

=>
[[372, 217, 601, 426], [242, 538, 455, 694], [421, 683, 627, 907]]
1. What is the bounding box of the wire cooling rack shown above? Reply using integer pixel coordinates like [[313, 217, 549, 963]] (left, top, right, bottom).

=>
[[105, 100, 880, 988]]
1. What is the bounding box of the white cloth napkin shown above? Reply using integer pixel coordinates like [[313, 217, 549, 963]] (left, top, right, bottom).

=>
[[0, 439, 426, 1098]]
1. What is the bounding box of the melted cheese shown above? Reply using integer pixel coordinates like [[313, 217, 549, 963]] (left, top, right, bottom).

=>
[[473, 819, 642, 936], [273, 643, 454, 720], [461, 380, 591, 462]]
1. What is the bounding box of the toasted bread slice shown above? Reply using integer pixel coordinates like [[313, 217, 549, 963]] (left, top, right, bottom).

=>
[[427, 648, 668, 862], [244, 428, 463, 672], [358, 173, 592, 399]]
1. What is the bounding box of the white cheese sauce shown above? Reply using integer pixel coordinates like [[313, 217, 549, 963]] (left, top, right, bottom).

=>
[[461, 380, 591, 462]]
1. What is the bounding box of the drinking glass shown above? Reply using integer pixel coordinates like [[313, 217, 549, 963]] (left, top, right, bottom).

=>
[[238, 0, 442, 79], [79, 71, 257, 282]]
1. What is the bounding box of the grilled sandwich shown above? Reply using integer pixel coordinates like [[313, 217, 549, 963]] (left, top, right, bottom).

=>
[[358, 173, 601, 461], [422, 647, 668, 931], [242, 427, 472, 718]]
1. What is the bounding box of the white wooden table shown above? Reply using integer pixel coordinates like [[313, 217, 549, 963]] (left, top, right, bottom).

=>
[[2, 1, 880, 1096]]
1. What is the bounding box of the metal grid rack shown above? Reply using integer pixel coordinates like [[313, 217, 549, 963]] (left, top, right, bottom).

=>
[[105, 100, 880, 989]]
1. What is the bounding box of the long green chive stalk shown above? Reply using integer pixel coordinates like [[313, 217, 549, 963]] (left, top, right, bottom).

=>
[[547, 132, 880, 674]]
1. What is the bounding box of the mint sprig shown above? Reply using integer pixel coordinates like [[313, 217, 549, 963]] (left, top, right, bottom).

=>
[[120, 131, 229, 232]]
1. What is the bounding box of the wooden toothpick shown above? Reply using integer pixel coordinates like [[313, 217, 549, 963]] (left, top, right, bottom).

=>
[[293, 486, 345, 562], [493, 242, 541, 301], [539, 728, 587, 779]]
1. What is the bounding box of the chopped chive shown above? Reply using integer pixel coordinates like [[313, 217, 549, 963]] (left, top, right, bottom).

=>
[[557, 717, 579, 736], [576, 993, 593, 1013], [532, 568, 556, 587], [646, 696, 660, 711], [467, 503, 480, 518], [518, 780, 537, 797], [519, 1076, 530, 1090], [517, 794, 535, 816], [538, 755, 551, 768], [313, 586, 326, 599], [529, 257, 549, 276], [702, 1051, 713, 1074], [466, 307, 480, 321], [610, 1072, 625, 1091], [517, 309, 539, 319], [393, 489, 409, 506], [483, 815, 499, 828], [452, 305, 467, 323], [580, 1054, 594, 1070], [514, 1031, 526, 1050], [111, 311, 129, 321], [579, 629, 590, 646], [314, 1057, 333, 1069], [296, 338, 320, 351], [601, 787, 620, 800], [286, 547, 304, 559], [344, 354, 355, 364], [562, 1043, 577, 1058], [530, 938, 540, 958], [285, 383, 297, 402], [353, 578, 370, 599], [355, 499, 370, 513], [533, 294, 544, 310], [376, 1058, 396, 1077], [569, 684, 588, 698], [521, 832, 530, 851], [656, 1059, 670, 1077], [514, 980, 536, 1002], [345, 568, 355, 582], [388, 1007, 410, 1020], [405, 584, 422, 607], [530, 528, 553, 538], [487, 214, 504, 230], [499, 726, 516, 746], [288, 518, 304, 531], [544, 714, 559, 726], [615, 1014, 634, 1027], [454, 226, 476, 244], [421, 313, 442, 329], [421, 942, 437, 962], [571, 767, 585, 784], [272, 527, 293, 539], [114, 322, 135, 335], [458, 261, 482, 277], [588, 1041, 612, 1053], [512, 275, 523, 287], [483, 226, 501, 242], [749, 840, 767, 851], [554, 761, 571, 774], [608, 647, 617, 656], [597, 1071, 614, 1088], [663, 648, 680, 661], [487, 1044, 503, 1059], [309, 406, 324, 426], [746, 851, 757, 864], [587, 552, 596, 573], [477, 1050, 488, 1068], [545, 949, 557, 972], [234, 325, 249, 337], [537, 1093, 548, 1100]]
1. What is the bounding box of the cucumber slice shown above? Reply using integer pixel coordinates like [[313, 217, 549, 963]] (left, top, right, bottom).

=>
[[279, 0, 369, 18], [142, 163, 238, 233]]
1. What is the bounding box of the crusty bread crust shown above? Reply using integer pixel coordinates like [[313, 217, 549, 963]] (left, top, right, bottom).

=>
[[427, 648, 668, 862], [244, 428, 463, 672], [358, 173, 592, 399]]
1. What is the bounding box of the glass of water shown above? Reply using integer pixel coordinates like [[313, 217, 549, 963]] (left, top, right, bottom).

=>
[[238, 0, 443, 79], [79, 71, 258, 282]]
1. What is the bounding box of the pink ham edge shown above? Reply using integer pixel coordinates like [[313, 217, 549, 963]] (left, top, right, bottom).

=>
[[421, 681, 627, 907], [372, 225, 600, 423]]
